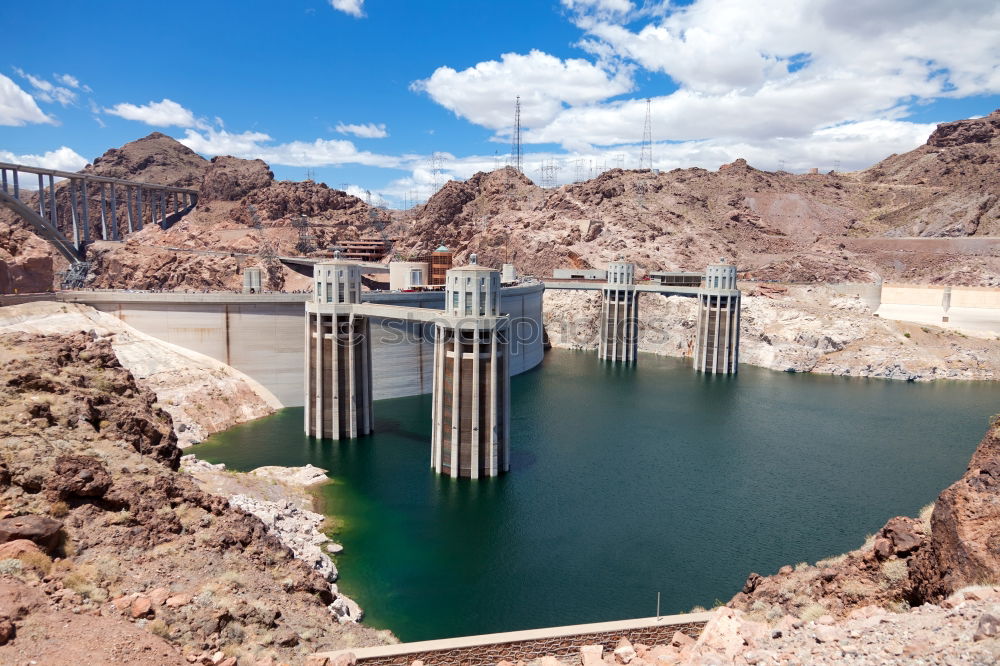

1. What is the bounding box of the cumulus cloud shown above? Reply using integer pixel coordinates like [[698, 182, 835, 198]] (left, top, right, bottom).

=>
[[411, 49, 634, 131], [329, 0, 364, 17], [179, 127, 405, 168], [564, 0, 1000, 139], [12, 68, 77, 106], [0, 74, 55, 126], [335, 122, 388, 138], [105, 98, 201, 128], [0, 146, 88, 179], [561, 0, 634, 17]]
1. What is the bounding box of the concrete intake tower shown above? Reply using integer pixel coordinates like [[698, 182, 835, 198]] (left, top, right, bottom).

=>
[[694, 261, 741, 374], [599, 261, 639, 363], [305, 258, 374, 439], [431, 256, 511, 478]]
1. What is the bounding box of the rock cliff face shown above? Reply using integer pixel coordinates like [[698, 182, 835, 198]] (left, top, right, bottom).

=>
[[910, 422, 1000, 601], [0, 331, 389, 664]]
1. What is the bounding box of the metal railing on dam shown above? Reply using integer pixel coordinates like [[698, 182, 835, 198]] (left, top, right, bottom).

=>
[[0, 161, 198, 263], [2, 283, 545, 407]]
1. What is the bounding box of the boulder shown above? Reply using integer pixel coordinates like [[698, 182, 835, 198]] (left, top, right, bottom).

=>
[[130, 595, 152, 618], [0, 539, 42, 559], [974, 607, 1000, 641], [614, 637, 637, 664], [0, 618, 14, 646], [48, 455, 112, 498], [580, 644, 603, 666], [0, 515, 62, 552]]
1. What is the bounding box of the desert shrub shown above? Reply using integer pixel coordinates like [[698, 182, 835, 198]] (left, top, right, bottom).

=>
[[881, 558, 909, 583], [903, 332, 911, 338], [0, 559, 24, 576], [62, 563, 106, 601], [798, 603, 827, 623], [794, 562, 810, 572], [49, 501, 69, 518], [840, 580, 872, 599], [148, 619, 171, 638], [918, 503, 934, 532], [17, 551, 52, 575], [816, 553, 847, 568]]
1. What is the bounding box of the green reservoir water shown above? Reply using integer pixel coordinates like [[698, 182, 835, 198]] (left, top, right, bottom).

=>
[[190, 350, 1000, 642]]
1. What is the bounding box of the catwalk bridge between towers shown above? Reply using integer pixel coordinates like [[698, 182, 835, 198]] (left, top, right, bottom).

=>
[[0, 161, 198, 263]]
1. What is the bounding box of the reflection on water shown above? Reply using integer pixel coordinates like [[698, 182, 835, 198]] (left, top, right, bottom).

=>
[[191, 350, 1000, 642]]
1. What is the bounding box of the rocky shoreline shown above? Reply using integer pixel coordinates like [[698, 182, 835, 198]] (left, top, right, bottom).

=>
[[543, 285, 1000, 382], [180, 456, 364, 625]]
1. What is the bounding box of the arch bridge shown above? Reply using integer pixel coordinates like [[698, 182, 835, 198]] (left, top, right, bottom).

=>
[[0, 161, 198, 265]]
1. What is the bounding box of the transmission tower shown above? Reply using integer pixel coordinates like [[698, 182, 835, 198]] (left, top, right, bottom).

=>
[[293, 214, 315, 254], [511, 96, 523, 174], [431, 152, 446, 192], [539, 159, 561, 188], [639, 98, 653, 170]]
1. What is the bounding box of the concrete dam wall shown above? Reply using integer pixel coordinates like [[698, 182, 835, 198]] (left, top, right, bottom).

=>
[[56, 283, 546, 407]]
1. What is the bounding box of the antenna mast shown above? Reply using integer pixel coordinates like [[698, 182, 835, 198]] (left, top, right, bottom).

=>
[[639, 98, 653, 170], [511, 96, 523, 174]]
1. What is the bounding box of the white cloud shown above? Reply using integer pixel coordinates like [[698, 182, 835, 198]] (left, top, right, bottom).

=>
[[411, 49, 634, 131], [335, 122, 388, 138], [329, 0, 364, 17], [105, 98, 200, 128], [562, 0, 634, 17], [12, 68, 77, 106], [0, 74, 55, 126], [0, 146, 88, 181], [178, 127, 405, 168]]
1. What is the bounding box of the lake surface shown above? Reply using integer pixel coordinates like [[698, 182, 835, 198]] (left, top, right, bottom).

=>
[[190, 350, 1000, 642]]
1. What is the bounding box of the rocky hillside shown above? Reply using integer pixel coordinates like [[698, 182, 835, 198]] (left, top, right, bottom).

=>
[[397, 110, 1000, 286], [0, 330, 389, 664]]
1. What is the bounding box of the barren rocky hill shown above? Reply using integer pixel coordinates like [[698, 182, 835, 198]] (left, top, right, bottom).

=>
[[2, 110, 998, 293], [398, 110, 1000, 286], [0, 132, 389, 292]]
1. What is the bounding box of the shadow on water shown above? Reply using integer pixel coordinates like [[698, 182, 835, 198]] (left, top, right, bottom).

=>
[[191, 349, 1000, 642]]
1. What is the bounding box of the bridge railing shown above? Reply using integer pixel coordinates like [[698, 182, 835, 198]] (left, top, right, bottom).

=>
[[0, 161, 199, 262]]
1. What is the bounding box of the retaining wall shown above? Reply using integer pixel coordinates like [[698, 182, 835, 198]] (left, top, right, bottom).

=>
[[312, 613, 712, 665]]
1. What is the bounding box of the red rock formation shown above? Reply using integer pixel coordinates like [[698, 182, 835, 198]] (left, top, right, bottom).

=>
[[910, 420, 1000, 600]]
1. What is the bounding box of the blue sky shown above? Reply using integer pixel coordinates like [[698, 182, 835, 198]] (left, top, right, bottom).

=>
[[1, 0, 998, 207]]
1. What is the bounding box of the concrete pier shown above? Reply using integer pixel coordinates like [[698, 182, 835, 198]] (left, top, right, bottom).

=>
[[305, 259, 374, 439], [431, 256, 510, 478], [599, 261, 639, 363], [694, 262, 741, 374]]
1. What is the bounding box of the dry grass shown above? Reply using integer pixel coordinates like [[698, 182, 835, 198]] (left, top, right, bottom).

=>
[[794, 562, 810, 572], [16, 551, 52, 576], [49, 500, 69, 518], [881, 558, 909, 584], [798, 603, 828, 623], [816, 553, 848, 568], [918, 502, 934, 532]]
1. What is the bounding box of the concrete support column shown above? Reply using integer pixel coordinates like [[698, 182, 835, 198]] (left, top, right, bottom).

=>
[[69, 179, 79, 249], [80, 180, 90, 244], [109, 183, 119, 241], [99, 184, 108, 240], [431, 320, 510, 478], [48, 175, 57, 230]]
